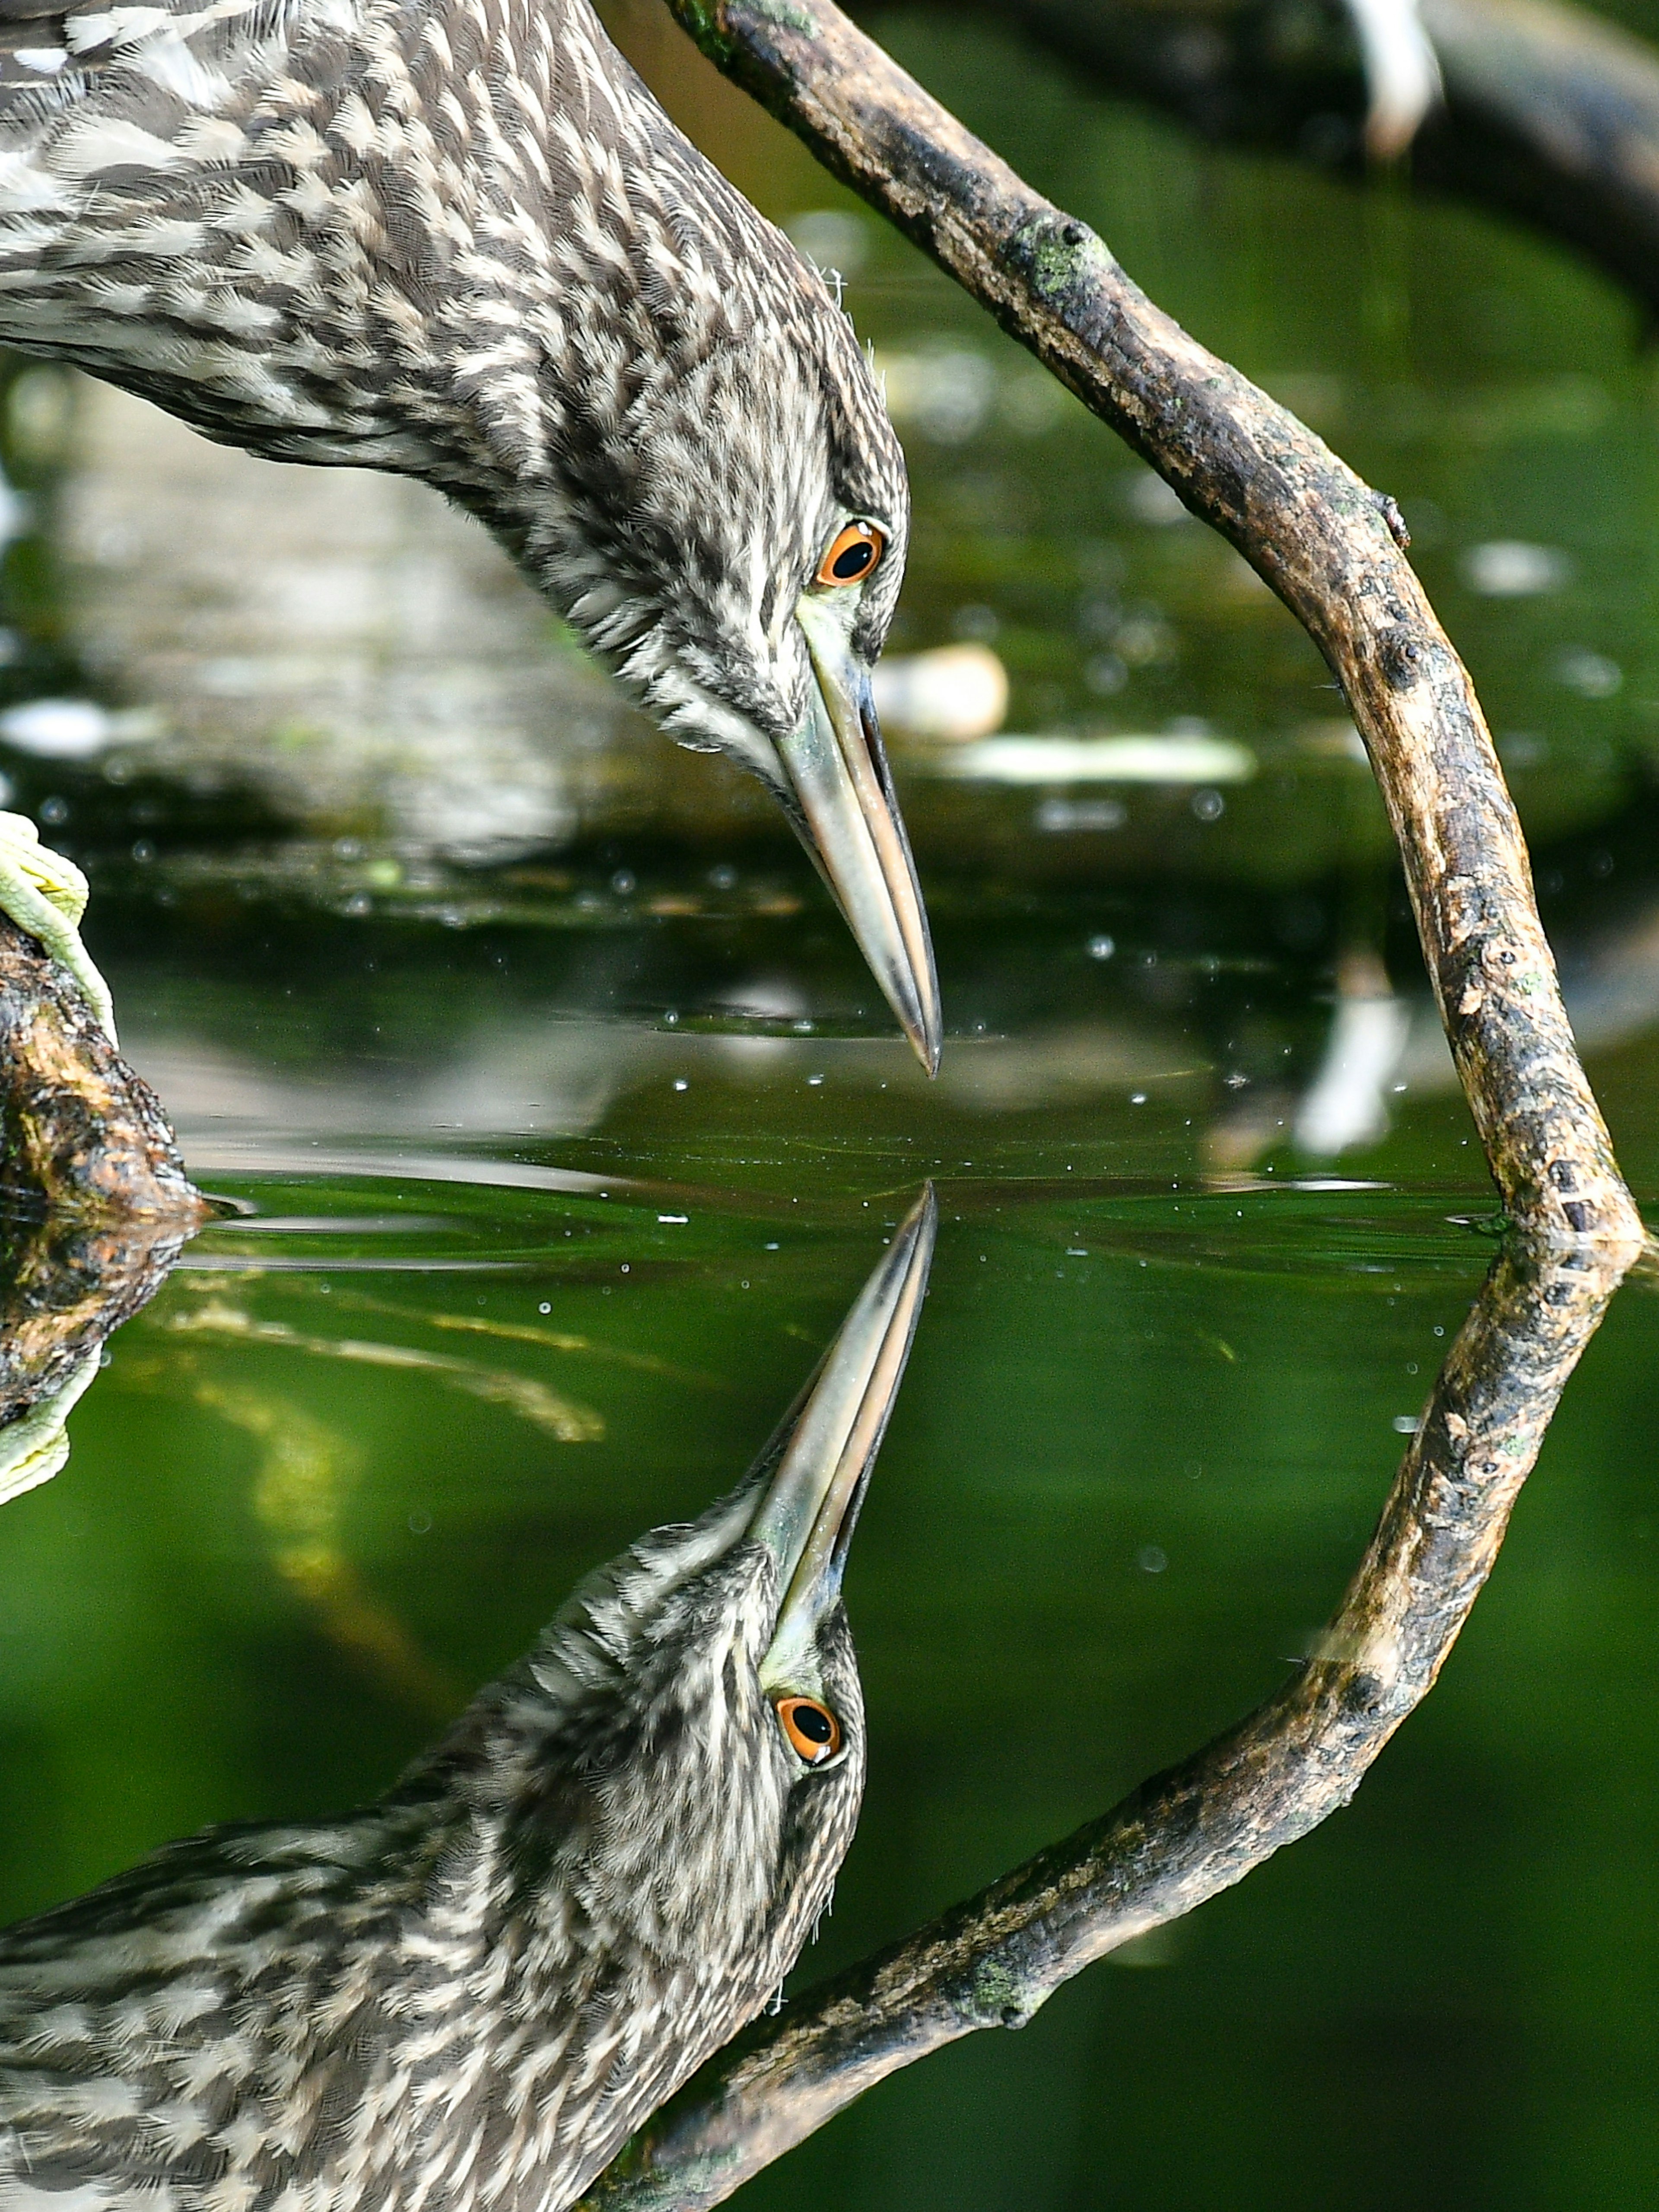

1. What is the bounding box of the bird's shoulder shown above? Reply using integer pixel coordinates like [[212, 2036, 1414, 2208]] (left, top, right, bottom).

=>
[[0, 1805, 432, 2206], [0, 1799, 421, 1999]]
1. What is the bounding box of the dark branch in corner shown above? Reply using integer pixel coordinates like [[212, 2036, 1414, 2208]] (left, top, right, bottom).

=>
[[904, 0, 1659, 325]]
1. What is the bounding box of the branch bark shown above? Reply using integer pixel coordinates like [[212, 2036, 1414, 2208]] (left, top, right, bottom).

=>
[[667, 0, 1642, 1251], [0, 911, 205, 1224], [0, 907, 207, 1459]]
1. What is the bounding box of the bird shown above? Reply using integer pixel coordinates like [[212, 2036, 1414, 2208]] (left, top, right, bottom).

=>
[[0, 0, 941, 1068], [0, 1187, 936, 2210]]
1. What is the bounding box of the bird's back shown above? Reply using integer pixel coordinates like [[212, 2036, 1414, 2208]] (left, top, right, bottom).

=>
[[0, 0, 765, 473], [0, 1556, 852, 2212]]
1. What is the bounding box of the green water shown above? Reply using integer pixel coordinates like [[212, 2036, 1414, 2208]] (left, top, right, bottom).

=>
[[5, 2, 1659, 2205]]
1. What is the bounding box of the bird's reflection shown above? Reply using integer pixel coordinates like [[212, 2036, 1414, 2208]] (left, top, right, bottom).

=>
[[0, 1189, 936, 2210]]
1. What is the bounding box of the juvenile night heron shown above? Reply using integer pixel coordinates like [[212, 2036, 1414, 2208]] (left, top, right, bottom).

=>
[[0, 0, 940, 1067], [0, 1189, 936, 2209]]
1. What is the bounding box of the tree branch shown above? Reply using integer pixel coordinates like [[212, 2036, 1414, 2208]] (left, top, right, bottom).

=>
[[0, 911, 204, 1226], [665, 0, 1642, 1251], [0, 906, 207, 1484], [571, 8, 1656, 2201]]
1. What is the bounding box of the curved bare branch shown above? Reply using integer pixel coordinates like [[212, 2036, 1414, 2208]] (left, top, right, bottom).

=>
[[663, 0, 1642, 1251], [572, 8, 1656, 2202]]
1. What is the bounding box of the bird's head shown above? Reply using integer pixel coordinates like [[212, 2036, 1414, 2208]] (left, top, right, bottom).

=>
[[463, 1190, 935, 1986], [493, 184, 939, 1071]]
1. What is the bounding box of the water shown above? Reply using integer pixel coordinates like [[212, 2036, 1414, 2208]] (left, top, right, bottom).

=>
[[4, 3, 1659, 2206], [6, 1178, 1658, 2207]]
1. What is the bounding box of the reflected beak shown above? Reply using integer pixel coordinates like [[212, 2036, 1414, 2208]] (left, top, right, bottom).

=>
[[748, 1186, 938, 1676], [780, 600, 942, 1075]]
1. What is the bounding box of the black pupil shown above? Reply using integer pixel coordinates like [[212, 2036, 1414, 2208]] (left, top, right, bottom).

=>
[[831, 538, 874, 580], [793, 1703, 834, 1744]]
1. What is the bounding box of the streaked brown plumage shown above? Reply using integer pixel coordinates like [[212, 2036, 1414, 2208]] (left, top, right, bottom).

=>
[[0, 1192, 936, 2210], [0, 0, 940, 1063]]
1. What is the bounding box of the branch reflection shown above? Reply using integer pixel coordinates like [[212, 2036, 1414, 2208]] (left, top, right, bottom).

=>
[[0, 1206, 193, 1502], [585, 1221, 1642, 2212]]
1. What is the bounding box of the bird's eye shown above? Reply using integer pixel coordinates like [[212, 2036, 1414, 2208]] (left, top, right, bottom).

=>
[[815, 522, 884, 589], [775, 1695, 842, 1763]]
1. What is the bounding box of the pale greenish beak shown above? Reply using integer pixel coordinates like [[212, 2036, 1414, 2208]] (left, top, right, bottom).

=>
[[750, 1186, 937, 1676], [781, 598, 942, 1075]]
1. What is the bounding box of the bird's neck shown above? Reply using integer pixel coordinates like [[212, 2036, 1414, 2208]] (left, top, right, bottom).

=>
[[390, 1650, 794, 1973]]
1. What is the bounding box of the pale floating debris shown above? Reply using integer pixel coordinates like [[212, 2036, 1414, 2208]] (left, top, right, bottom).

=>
[[1461, 541, 1573, 597], [0, 698, 111, 757], [874, 347, 995, 442], [924, 733, 1257, 785], [1125, 471, 1192, 526], [1553, 647, 1622, 698], [1287, 1177, 1389, 1191], [0, 475, 29, 547], [873, 643, 1007, 741], [785, 207, 870, 281], [0, 697, 159, 757], [1036, 796, 1126, 833], [1497, 731, 1549, 767], [1299, 717, 1370, 764]]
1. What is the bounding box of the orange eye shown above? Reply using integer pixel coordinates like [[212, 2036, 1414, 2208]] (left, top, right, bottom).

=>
[[775, 1695, 842, 1763], [815, 521, 884, 588]]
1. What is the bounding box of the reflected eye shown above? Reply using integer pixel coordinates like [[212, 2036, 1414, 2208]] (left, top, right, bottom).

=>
[[815, 522, 885, 588], [775, 1695, 842, 1763]]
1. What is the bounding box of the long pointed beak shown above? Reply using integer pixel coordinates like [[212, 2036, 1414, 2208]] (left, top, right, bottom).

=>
[[748, 1185, 937, 1677], [780, 601, 942, 1076]]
